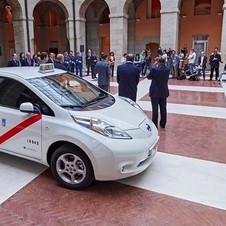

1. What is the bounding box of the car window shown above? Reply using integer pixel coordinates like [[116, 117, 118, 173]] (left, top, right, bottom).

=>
[[0, 77, 54, 116], [28, 73, 109, 108]]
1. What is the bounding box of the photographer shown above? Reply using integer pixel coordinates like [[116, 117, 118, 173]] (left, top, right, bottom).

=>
[[147, 57, 170, 129]]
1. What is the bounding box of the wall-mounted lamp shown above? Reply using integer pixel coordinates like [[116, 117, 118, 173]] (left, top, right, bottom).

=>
[[217, 12, 223, 16], [136, 18, 140, 21], [181, 15, 187, 18]]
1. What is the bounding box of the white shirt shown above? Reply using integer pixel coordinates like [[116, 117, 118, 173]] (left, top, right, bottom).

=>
[[200, 56, 204, 65], [121, 57, 126, 64], [188, 52, 196, 64]]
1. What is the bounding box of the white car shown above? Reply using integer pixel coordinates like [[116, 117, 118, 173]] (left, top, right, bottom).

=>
[[0, 64, 159, 189]]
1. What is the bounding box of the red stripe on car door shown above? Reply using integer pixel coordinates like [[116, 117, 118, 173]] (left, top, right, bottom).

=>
[[0, 114, 42, 145]]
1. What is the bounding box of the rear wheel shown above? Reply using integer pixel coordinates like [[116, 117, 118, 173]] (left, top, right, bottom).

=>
[[50, 144, 94, 189]]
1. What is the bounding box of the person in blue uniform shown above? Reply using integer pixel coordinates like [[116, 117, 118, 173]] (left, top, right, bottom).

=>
[[95, 54, 110, 91], [75, 52, 83, 77]]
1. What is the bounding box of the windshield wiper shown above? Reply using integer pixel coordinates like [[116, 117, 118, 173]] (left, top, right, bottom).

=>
[[82, 94, 107, 108], [60, 104, 84, 108]]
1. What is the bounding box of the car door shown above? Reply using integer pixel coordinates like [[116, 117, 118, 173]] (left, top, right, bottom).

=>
[[0, 77, 42, 159]]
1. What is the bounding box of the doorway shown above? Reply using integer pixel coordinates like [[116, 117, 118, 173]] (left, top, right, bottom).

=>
[[193, 35, 208, 64]]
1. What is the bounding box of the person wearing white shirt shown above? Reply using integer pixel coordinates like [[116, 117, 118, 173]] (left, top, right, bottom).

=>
[[187, 48, 196, 75], [120, 53, 127, 64]]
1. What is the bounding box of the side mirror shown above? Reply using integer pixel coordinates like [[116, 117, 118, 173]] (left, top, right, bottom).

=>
[[19, 102, 40, 114]]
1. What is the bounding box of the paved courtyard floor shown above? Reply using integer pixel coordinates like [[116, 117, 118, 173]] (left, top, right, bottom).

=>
[[0, 74, 226, 226]]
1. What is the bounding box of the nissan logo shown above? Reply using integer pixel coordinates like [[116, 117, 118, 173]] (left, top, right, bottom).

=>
[[146, 123, 151, 131]]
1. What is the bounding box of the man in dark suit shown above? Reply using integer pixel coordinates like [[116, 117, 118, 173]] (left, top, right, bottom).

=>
[[47, 52, 55, 64], [23, 52, 35, 66], [209, 47, 222, 81], [7, 53, 19, 67], [54, 54, 67, 70], [69, 50, 75, 73], [90, 51, 98, 78], [86, 49, 92, 76], [117, 53, 140, 102], [95, 54, 110, 92], [147, 57, 170, 129], [198, 51, 207, 80]]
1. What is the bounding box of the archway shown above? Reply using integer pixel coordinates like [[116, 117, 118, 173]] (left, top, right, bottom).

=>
[[84, 0, 110, 58], [33, 1, 68, 54]]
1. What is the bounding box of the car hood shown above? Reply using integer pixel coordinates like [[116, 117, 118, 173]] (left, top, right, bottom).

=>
[[69, 96, 148, 130]]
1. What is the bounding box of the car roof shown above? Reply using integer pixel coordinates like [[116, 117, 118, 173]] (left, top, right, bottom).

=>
[[0, 65, 66, 80]]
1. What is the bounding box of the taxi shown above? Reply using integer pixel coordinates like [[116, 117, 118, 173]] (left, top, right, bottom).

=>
[[0, 64, 159, 189]]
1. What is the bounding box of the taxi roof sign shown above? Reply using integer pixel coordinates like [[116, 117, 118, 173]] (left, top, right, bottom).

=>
[[39, 63, 55, 73]]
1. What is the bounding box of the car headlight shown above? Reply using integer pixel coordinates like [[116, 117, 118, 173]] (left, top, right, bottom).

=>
[[72, 116, 132, 139], [119, 96, 144, 113]]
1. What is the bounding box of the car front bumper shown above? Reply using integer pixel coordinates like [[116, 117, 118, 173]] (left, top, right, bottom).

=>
[[91, 134, 159, 181]]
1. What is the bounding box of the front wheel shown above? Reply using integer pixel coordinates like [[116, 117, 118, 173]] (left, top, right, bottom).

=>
[[50, 144, 94, 190]]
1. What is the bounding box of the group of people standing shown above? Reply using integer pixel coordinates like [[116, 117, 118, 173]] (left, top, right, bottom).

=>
[[94, 50, 169, 129], [7, 52, 34, 67], [7, 50, 84, 77], [93, 51, 141, 102], [185, 47, 223, 81], [165, 47, 223, 81], [96, 46, 224, 130], [86, 50, 116, 79], [121, 50, 152, 77]]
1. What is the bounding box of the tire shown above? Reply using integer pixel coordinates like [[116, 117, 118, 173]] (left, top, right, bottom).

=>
[[50, 144, 94, 190]]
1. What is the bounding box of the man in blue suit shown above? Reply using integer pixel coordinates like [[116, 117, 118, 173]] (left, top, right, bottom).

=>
[[7, 53, 19, 67], [117, 53, 140, 102], [147, 57, 170, 129], [23, 52, 34, 66], [54, 54, 67, 70], [95, 54, 110, 92]]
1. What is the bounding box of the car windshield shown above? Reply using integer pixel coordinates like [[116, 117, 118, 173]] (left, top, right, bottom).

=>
[[28, 73, 107, 108]]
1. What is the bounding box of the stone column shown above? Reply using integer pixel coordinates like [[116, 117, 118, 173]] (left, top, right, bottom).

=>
[[66, 17, 75, 53], [160, 9, 180, 51], [220, 3, 226, 70], [127, 18, 136, 54], [13, 16, 27, 54], [75, 17, 86, 53], [73, 17, 86, 71], [27, 17, 34, 54], [109, 13, 128, 68], [86, 20, 100, 56]]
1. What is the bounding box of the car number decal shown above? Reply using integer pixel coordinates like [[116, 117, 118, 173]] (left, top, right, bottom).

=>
[[0, 114, 42, 145]]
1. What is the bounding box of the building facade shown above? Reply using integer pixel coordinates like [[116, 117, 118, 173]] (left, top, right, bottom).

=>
[[0, 0, 225, 67]]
